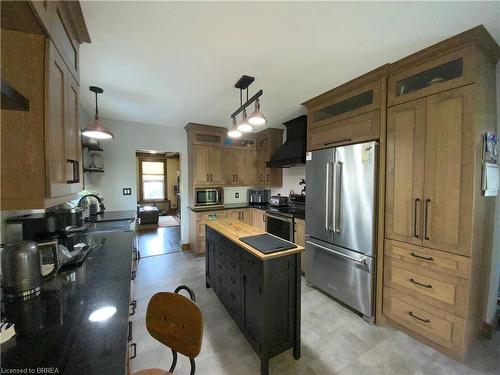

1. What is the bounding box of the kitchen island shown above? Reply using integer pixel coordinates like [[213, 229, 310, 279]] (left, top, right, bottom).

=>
[[205, 219, 304, 375]]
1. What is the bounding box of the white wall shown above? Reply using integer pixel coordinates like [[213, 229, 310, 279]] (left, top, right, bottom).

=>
[[82, 117, 189, 244], [485, 64, 500, 325], [271, 165, 306, 197]]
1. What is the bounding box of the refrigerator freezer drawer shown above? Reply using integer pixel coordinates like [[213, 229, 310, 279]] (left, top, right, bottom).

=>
[[305, 239, 374, 318]]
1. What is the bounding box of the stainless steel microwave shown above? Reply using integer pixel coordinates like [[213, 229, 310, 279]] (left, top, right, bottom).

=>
[[195, 187, 223, 207]]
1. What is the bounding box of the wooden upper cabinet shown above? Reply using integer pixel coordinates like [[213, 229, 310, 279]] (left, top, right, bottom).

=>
[[223, 149, 246, 186], [245, 151, 258, 186], [193, 146, 224, 186], [422, 86, 473, 256], [385, 99, 426, 245], [306, 80, 381, 129], [46, 40, 72, 198], [65, 72, 82, 193], [388, 47, 474, 107]]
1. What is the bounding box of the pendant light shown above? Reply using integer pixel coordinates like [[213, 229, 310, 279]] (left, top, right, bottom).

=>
[[81, 86, 114, 140], [237, 109, 253, 133], [248, 98, 267, 126], [227, 117, 242, 138]]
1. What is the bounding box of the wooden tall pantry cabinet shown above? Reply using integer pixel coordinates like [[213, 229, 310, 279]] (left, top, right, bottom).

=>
[[383, 28, 499, 360]]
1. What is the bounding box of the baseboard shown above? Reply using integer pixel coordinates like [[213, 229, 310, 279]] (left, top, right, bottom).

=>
[[482, 316, 498, 338]]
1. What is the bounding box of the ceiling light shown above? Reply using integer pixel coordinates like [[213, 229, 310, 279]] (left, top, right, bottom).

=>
[[237, 109, 253, 133], [81, 86, 114, 140], [248, 98, 267, 126], [228, 117, 242, 138]]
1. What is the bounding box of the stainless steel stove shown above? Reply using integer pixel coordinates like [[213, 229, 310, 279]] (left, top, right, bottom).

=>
[[265, 194, 305, 241]]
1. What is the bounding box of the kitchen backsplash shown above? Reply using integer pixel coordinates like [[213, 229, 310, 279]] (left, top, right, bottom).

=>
[[224, 187, 251, 204], [271, 165, 306, 197]]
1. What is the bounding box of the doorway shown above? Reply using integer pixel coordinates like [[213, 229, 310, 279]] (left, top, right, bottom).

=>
[[135, 150, 181, 257]]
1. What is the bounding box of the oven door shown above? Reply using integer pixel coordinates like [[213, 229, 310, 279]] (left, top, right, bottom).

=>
[[195, 189, 223, 206], [265, 213, 294, 241]]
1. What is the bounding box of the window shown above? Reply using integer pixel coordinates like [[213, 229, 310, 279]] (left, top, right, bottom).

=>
[[138, 155, 167, 202]]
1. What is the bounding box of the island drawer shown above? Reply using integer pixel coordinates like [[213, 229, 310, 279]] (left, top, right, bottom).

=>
[[385, 240, 470, 279], [383, 287, 464, 352], [384, 256, 468, 317]]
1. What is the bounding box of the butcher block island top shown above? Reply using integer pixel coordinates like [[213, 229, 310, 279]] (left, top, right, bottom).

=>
[[205, 218, 304, 260]]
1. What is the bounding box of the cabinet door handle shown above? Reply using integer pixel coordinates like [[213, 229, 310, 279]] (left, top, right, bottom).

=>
[[129, 343, 137, 359], [210, 173, 213, 182], [413, 198, 420, 238], [207, 174, 209, 182], [128, 321, 133, 342], [66, 159, 78, 184], [236, 174, 238, 181], [408, 311, 430, 324], [424, 199, 431, 240], [410, 252, 433, 261], [409, 278, 432, 289]]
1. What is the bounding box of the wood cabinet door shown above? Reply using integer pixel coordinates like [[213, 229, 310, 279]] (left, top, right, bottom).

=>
[[252, 209, 266, 230], [208, 147, 223, 185], [234, 150, 246, 185], [192, 146, 209, 185], [222, 149, 236, 185], [65, 73, 82, 193], [45, 41, 72, 198], [245, 150, 258, 186], [422, 86, 473, 256], [242, 268, 263, 349], [242, 208, 253, 225], [256, 150, 267, 185], [228, 210, 241, 221], [385, 99, 426, 245]]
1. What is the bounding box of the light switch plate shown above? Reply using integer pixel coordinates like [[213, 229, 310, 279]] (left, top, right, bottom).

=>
[[123, 188, 132, 195], [235, 192, 239, 198]]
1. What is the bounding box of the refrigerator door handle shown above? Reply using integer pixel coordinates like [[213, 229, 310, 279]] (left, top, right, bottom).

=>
[[334, 161, 342, 233], [306, 240, 370, 266], [331, 161, 337, 231], [325, 162, 333, 230]]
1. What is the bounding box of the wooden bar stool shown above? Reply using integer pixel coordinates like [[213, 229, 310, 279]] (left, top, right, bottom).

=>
[[133, 285, 203, 375]]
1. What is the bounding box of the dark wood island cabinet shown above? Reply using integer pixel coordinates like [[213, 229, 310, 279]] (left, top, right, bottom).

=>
[[205, 219, 304, 375]]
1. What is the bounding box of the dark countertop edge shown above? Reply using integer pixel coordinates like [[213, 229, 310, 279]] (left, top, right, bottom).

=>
[[90, 210, 137, 222], [189, 204, 268, 212]]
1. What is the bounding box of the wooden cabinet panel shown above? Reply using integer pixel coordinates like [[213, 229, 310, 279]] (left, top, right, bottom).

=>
[[245, 150, 258, 185], [65, 73, 81, 193], [383, 287, 465, 352], [423, 86, 473, 256], [308, 110, 380, 151], [294, 219, 305, 273], [385, 240, 470, 279], [208, 147, 223, 185], [385, 99, 426, 245], [46, 41, 72, 198], [388, 47, 474, 107], [223, 149, 246, 185], [252, 209, 266, 231], [192, 146, 209, 185], [384, 256, 468, 317]]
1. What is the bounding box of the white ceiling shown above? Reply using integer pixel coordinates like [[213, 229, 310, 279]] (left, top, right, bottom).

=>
[[80, 1, 500, 130]]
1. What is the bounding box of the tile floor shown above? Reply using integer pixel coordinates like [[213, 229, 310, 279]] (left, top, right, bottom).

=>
[[131, 251, 500, 375], [138, 226, 181, 258]]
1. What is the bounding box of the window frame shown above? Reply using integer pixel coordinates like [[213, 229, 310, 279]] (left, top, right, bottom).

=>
[[137, 154, 168, 203]]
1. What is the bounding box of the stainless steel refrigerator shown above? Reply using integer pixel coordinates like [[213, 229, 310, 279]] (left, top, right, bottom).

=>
[[305, 141, 377, 321]]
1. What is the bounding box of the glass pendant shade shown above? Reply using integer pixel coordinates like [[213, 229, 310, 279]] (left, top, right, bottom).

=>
[[237, 109, 253, 133], [248, 98, 267, 126], [227, 117, 242, 138], [82, 116, 114, 139]]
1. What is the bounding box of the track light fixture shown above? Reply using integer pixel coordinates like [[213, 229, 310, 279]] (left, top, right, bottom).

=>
[[227, 75, 266, 138]]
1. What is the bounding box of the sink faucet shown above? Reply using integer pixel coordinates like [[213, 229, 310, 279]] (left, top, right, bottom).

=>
[[77, 194, 106, 212]]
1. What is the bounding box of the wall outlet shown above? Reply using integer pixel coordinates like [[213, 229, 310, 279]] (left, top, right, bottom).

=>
[[123, 188, 132, 195], [235, 192, 239, 198]]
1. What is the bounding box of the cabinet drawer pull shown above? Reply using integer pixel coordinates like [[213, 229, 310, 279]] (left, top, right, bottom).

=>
[[324, 138, 351, 146], [408, 311, 430, 324], [409, 278, 432, 289], [128, 321, 133, 342], [410, 252, 433, 261], [129, 343, 137, 359], [229, 276, 236, 283], [413, 198, 420, 238], [424, 199, 431, 240]]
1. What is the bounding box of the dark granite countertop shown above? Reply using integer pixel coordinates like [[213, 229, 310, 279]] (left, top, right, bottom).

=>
[[189, 203, 268, 212], [90, 210, 136, 223], [1, 230, 135, 375]]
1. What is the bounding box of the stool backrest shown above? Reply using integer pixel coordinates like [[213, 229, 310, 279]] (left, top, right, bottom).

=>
[[145, 292, 203, 358]]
